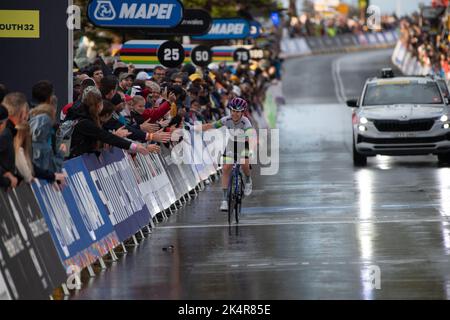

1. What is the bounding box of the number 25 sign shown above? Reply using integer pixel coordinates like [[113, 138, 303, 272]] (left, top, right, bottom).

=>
[[157, 40, 185, 68]]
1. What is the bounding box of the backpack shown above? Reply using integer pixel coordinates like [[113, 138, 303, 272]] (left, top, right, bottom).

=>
[[55, 119, 81, 158]]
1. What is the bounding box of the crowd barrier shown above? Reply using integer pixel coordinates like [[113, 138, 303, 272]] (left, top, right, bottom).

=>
[[261, 81, 284, 129], [391, 41, 433, 77], [280, 30, 399, 59], [0, 129, 226, 300]]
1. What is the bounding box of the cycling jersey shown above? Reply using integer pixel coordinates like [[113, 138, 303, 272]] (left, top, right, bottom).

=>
[[212, 116, 254, 163], [213, 115, 253, 132]]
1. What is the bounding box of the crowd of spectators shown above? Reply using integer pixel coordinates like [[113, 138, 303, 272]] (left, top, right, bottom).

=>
[[0, 52, 281, 191], [398, 10, 450, 80], [287, 13, 398, 38]]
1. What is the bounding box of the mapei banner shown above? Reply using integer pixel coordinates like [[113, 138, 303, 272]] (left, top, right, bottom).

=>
[[87, 0, 184, 28], [192, 18, 251, 40]]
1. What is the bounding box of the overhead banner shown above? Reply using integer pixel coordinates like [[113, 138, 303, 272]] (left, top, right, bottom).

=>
[[192, 18, 251, 40], [249, 20, 262, 39], [139, 9, 212, 36], [120, 40, 244, 68], [87, 0, 184, 28]]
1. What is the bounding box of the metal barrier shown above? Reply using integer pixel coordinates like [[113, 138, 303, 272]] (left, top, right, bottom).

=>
[[0, 130, 224, 299], [281, 31, 399, 59]]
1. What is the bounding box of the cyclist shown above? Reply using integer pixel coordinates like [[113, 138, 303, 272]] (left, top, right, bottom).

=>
[[198, 97, 256, 211]]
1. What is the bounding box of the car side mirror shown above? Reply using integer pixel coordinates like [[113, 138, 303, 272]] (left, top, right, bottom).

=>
[[445, 97, 450, 105], [346, 99, 359, 108]]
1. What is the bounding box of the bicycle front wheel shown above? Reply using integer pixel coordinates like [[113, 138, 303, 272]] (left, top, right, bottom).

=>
[[235, 174, 244, 224], [227, 174, 237, 224]]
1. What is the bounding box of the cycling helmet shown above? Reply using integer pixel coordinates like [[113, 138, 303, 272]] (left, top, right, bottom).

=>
[[228, 97, 248, 112]]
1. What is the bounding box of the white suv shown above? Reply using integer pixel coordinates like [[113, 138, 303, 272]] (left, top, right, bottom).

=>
[[347, 69, 450, 166]]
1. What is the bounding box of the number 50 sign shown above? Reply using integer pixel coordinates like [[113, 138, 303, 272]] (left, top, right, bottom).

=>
[[157, 40, 185, 68]]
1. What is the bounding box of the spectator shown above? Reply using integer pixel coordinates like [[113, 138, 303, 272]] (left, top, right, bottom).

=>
[[100, 75, 118, 100], [145, 81, 161, 108], [151, 66, 166, 84], [62, 77, 96, 121], [1, 92, 64, 185], [14, 123, 34, 183], [31, 80, 54, 108], [126, 95, 146, 125], [29, 103, 64, 172], [68, 86, 153, 158], [104, 93, 169, 143], [118, 73, 135, 94], [88, 65, 104, 88], [188, 99, 205, 124]]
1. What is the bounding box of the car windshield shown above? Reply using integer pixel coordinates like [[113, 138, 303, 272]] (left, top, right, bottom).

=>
[[363, 80, 443, 106]]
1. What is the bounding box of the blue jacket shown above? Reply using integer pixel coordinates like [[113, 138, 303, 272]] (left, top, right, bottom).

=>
[[29, 113, 63, 172]]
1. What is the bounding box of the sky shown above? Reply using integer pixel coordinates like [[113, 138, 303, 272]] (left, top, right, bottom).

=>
[[281, 0, 432, 16]]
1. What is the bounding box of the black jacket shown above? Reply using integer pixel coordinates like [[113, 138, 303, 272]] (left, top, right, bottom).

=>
[[0, 119, 55, 187], [69, 104, 132, 158]]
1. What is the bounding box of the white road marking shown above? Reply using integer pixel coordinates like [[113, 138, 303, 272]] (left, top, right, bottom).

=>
[[157, 217, 448, 230], [332, 58, 347, 104], [247, 263, 270, 267]]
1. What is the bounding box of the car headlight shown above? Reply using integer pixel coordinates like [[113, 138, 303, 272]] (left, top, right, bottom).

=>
[[358, 125, 367, 132], [441, 115, 449, 122], [360, 117, 369, 124]]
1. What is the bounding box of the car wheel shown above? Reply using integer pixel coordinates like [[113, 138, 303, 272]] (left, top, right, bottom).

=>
[[438, 153, 450, 165], [353, 138, 367, 167]]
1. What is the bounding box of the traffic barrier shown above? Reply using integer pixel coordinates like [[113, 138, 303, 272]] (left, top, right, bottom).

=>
[[391, 41, 432, 76], [281, 30, 398, 59], [0, 130, 224, 300], [262, 81, 284, 129]]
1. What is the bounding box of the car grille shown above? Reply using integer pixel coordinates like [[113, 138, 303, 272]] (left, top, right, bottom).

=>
[[373, 119, 435, 132], [358, 134, 450, 144]]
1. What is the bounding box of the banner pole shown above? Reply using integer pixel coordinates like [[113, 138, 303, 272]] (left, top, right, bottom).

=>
[[110, 249, 118, 261], [121, 243, 128, 254], [87, 265, 96, 278], [99, 257, 107, 270]]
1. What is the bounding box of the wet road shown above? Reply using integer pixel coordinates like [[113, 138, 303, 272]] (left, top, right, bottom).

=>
[[74, 49, 450, 300]]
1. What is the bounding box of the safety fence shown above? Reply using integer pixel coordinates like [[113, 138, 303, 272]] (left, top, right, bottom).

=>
[[280, 30, 399, 59], [391, 40, 434, 77], [262, 81, 284, 129], [0, 129, 225, 300]]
